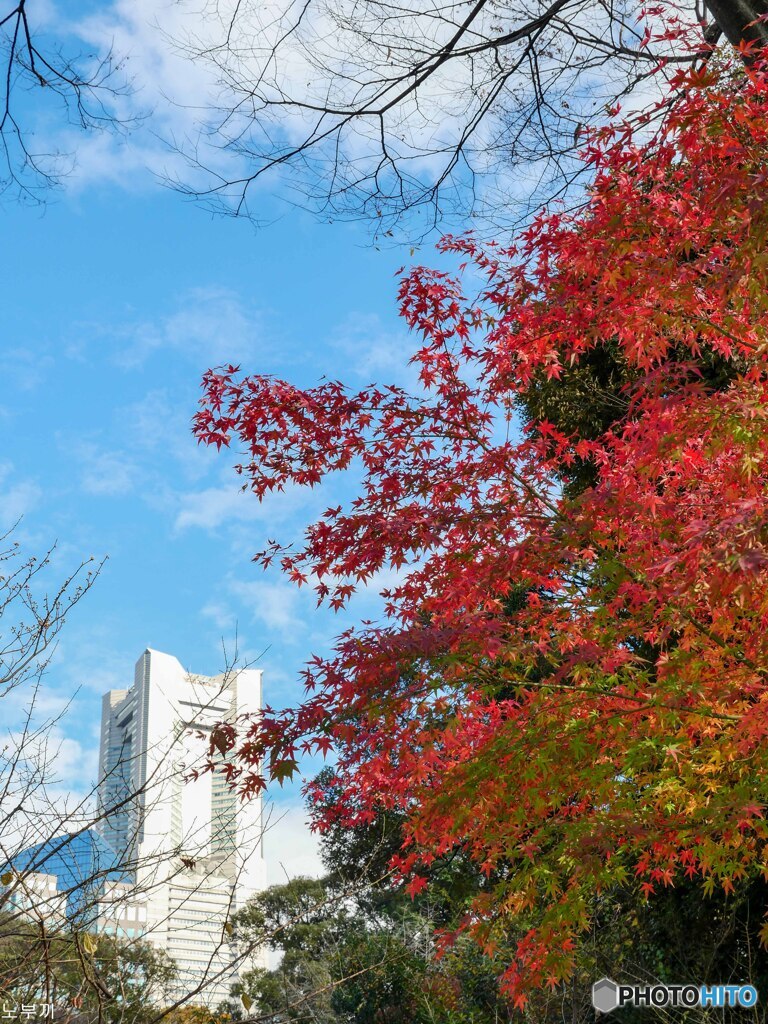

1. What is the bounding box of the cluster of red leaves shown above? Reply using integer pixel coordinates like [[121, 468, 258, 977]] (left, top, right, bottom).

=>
[[195, 57, 768, 1004]]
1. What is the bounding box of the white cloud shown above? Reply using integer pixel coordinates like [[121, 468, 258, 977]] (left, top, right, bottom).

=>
[[28, 0, 682, 232], [200, 600, 235, 632], [48, 0, 234, 192], [52, 733, 100, 792], [63, 291, 266, 471], [0, 725, 101, 844], [72, 442, 137, 496], [53, 0, 502, 203], [174, 481, 261, 530], [117, 387, 215, 486], [121, 387, 199, 451], [330, 312, 421, 389], [263, 800, 323, 885], [112, 287, 264, 370], [57, 131, 161, 195], [0, 462, 42, 530], [0, 480, 42, 529], [0, 346, 54, 392], [229, 578, 307, 639], [48, 630, 136, 697], [174, 470, 320, 533]]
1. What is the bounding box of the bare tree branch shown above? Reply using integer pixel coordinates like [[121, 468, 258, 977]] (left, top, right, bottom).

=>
[[0, 0, 134, 203], [171, 0, 739, 237]]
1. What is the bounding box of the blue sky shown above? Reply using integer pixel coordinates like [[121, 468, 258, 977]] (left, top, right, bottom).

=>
[[0, 24, 435, 879]]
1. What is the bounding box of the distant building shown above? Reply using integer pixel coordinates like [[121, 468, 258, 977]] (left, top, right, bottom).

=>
[[2, 870, 67, 927], [1, 834, 150, 942], [1, 829, 126, 925], [96, 649, 267, 1005], [1, 650, 267, 1007]]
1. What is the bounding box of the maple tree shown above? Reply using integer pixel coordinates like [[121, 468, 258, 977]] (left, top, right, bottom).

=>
[[195, 51, 768, 1004]]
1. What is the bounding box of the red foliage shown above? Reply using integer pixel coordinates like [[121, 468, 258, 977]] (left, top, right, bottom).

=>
[[195, 57, 768, 1001]]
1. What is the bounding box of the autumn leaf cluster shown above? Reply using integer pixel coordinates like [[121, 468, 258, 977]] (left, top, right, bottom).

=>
[[196, 56, 768, 1003]]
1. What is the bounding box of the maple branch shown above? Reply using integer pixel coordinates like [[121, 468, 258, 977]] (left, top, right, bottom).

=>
[[473, 663, 741, 723]]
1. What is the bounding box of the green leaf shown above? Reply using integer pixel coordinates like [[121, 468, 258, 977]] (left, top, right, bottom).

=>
[[82, 933, 98, 955], [241, 993, 253, 1012], [269, 759, 299, 785]]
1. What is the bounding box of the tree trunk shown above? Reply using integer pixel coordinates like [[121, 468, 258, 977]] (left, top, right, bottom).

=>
[[705, 0, 768, 49]]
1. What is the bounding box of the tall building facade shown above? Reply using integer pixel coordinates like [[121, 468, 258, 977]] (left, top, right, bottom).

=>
[[97, 649, 267, 1005]]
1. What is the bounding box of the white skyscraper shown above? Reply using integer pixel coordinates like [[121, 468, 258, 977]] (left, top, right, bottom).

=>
[[97, 649, 267, 1005]]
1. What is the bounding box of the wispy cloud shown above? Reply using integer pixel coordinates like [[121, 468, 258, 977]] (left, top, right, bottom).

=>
[[64, 286, 265, 372], [0, 462, 42, 531], [173, 471, 322, 533], [118, 387, 213, 482], [331, 311, 420, 389], [51, 0, 234, 193], [174, 481, 262, 531], [0, 346, 54, 392], [112, 287, 264, 370], [71, 442, 138, 496], [229, 578, 308, 640]]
